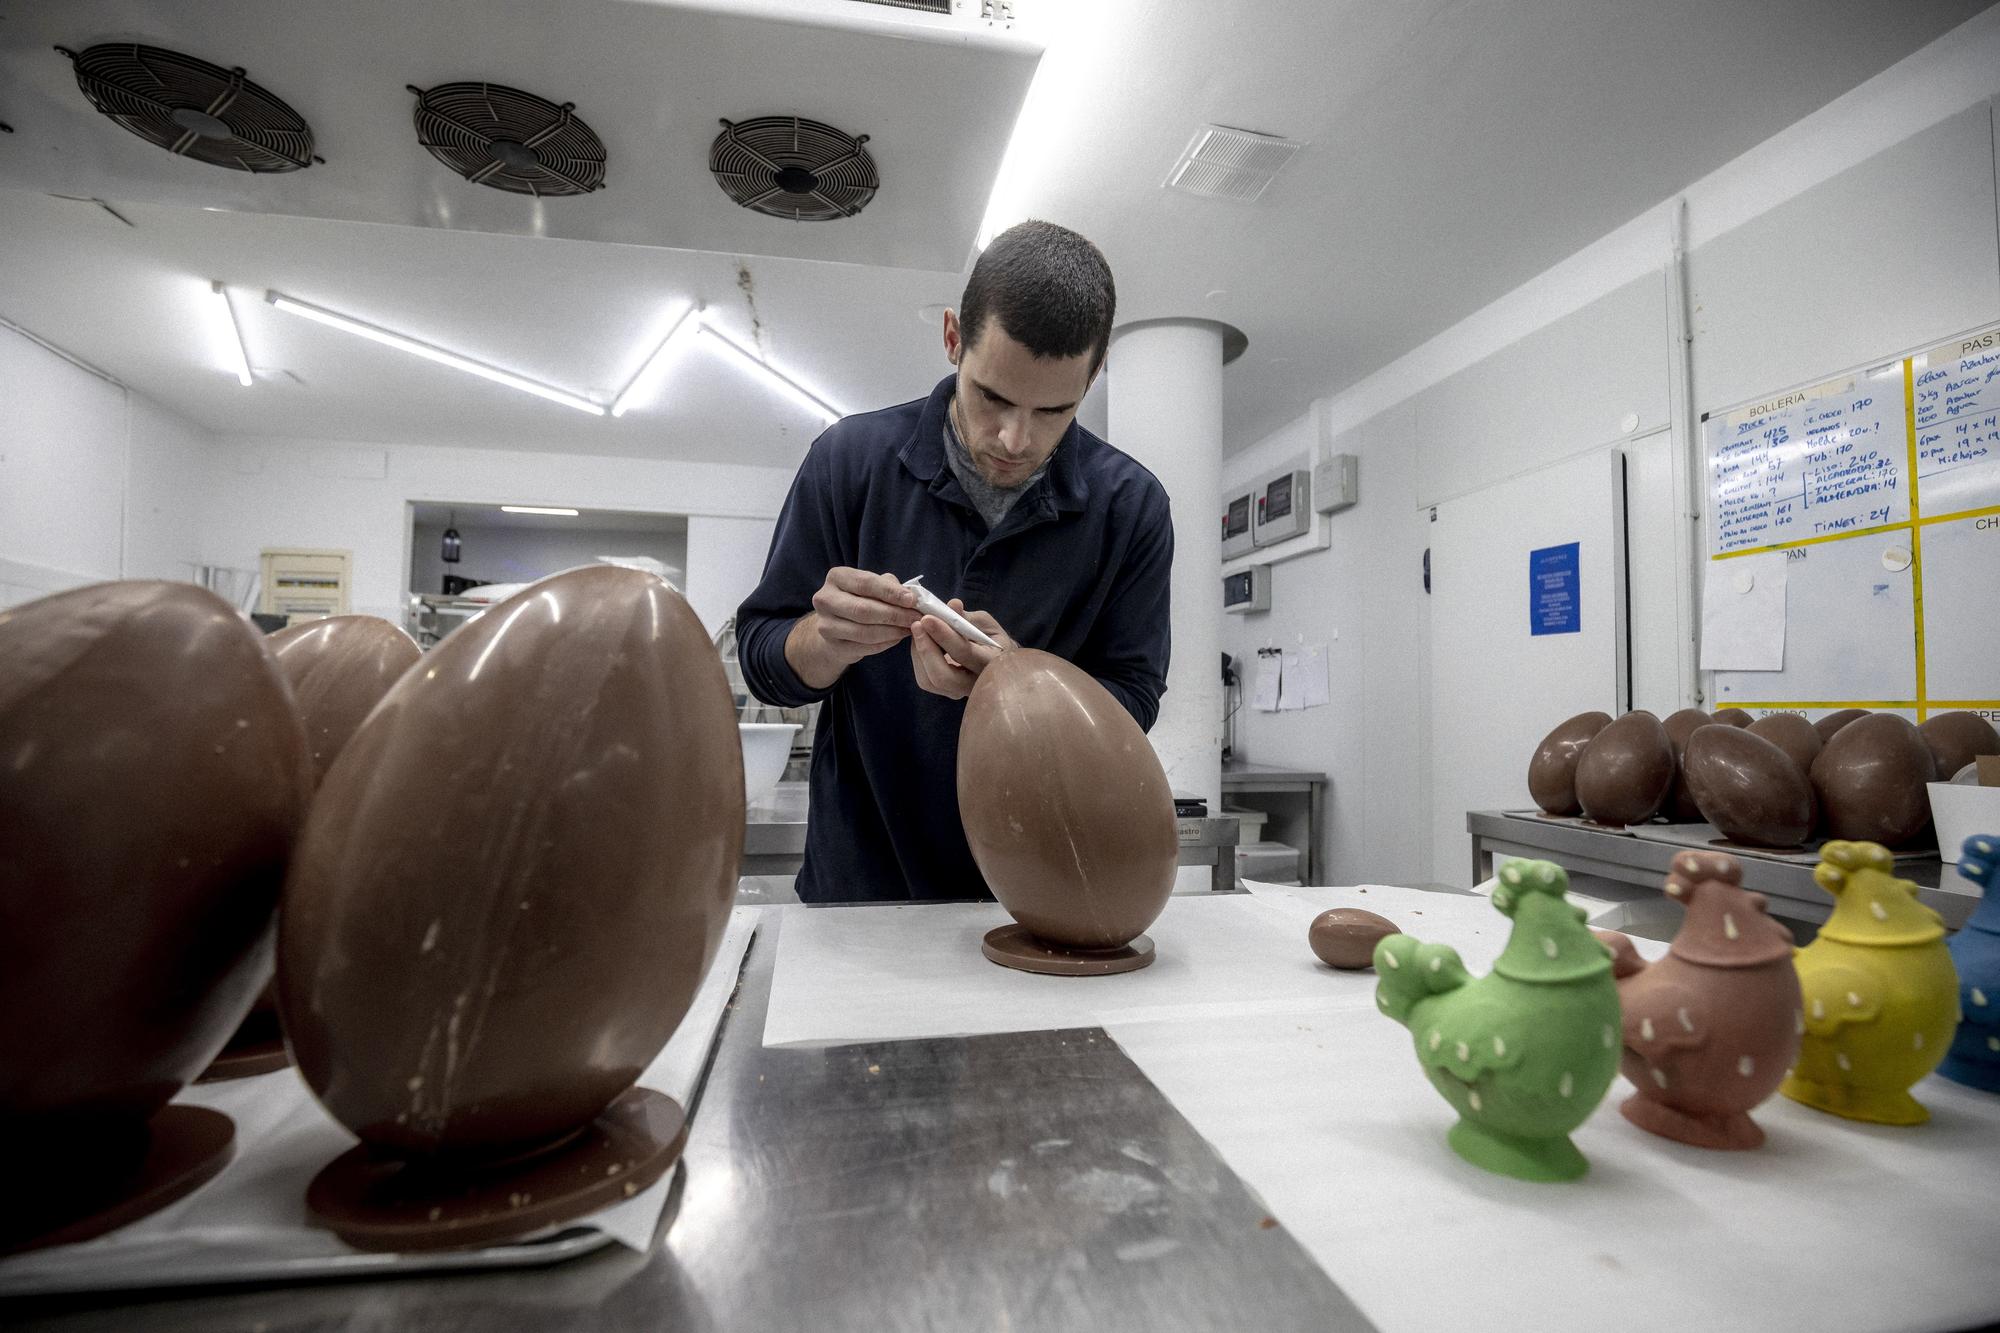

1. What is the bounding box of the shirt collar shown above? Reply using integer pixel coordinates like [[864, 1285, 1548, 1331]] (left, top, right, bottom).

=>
[[897, 373, 1091, 514]]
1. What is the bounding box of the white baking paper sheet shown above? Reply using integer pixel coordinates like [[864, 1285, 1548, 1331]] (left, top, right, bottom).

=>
[[0, 908, 761, 1296], [762, 886, 1525, 1049], [1106, 1006, 2000, 1333]]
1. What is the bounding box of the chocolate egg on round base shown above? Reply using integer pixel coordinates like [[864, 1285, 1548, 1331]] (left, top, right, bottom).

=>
[[1920, 712, 2000, 786], [197, 987, 290, 1082], [0, 582, 310, 1252], [1661, 708, 1715, 823], [1575, 711, 1674, 827], [1810, 714, 1937, 847], [958, 650, 1177, 974], [1528, 711, 1612, 816], [280, 567, 741, 1246], [1684, 726, 1815, 849], [1309, 908, 1400, 969], [982, 924, 1155, 976]]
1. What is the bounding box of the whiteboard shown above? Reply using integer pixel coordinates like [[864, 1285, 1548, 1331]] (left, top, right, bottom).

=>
[[1702, 321, 2000, 718]]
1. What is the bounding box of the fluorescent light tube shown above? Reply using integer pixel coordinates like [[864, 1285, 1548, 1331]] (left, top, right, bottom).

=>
[[211, 280, 253, 386], [697, 322, 842, 425], [499, 505, 580, 516], [265, 290, 605, 416], [610, 303, 700, 418]]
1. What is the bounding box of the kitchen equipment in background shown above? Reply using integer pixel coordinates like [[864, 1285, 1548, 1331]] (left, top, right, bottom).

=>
[[1251, 468, 1310, 547], [187, 563, 260, 613], [58, 43, 318, 173], [258, 549, 350, 623], [1312, 453, 1359, 514], [740, 723, 801, 804], [1222, 564, 1270, 613], [713, 617, 818, 781], [1220, 490, 1255, 560], [440, 512, 462, 569]]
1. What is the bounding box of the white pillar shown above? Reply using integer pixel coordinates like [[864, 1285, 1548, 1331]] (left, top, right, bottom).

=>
[[1105, 318, 1235, 809]]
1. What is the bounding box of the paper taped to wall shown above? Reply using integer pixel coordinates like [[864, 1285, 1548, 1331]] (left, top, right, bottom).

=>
[[1700, 550, 1787, 670]]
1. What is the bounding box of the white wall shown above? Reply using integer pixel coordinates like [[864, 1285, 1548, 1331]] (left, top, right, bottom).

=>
[[409, 521, 689, 597], [1, 325, 212, 608], [196, 435, 795, 623], [1224, 13, 2000, 887], [684, 513, 780, 639]]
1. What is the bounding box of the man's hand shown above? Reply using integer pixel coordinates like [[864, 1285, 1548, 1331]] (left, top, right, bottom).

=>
[[911, 599, 1014, 700], [785, 568, 921, 690]]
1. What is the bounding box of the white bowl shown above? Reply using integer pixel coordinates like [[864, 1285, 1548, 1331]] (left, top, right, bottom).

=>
[[739, 723, 801, 804], [1929, 782, 2000, 864]]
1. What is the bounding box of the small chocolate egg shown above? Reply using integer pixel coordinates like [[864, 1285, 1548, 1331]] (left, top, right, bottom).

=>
[[1746, 713, 1823, 777], [1684, 726, 1814, 848], [1810, 714, 1937, 847], [1710, 709, 1754, 728], [1309, 908, 1400, 969], [1575, 711, 1675, 826], [1662, 708, 1716, 823], [959, 649, 1178, 951], [1919, 711, 2000, 784], [266, 615, 422, 786], [1812, 708, 1871, 744], [1528, 711, 1613, 816]]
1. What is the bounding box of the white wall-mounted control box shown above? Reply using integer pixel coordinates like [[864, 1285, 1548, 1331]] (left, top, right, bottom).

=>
[[1313, 453, 1359, 514], [1221, 490, 1256, 560], [1222, 564, 1272, 613], [1251, 469, 1310, 546]]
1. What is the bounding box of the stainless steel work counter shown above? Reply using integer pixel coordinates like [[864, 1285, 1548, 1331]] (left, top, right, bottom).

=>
[[1466, 809, 1976, 929], [5, 911, 1369, 1332], [746, 781, 1243, 893], [1221, 760, 1328, 883]]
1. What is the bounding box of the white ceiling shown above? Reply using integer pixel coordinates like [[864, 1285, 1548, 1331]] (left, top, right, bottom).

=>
[[0, 0, 1991, 466], [410, 502, 688, 532]]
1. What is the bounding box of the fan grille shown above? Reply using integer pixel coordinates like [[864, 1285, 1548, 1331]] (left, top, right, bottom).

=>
[[409, 82, 607, 197], [59, 43, 314, 172], [710, 116, 877, 222]]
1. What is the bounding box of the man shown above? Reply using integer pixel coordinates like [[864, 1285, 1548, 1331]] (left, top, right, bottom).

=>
[[736, 220, 1173, 903]]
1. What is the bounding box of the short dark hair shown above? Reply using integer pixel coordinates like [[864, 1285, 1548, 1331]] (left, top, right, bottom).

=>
[[959, 220, 1116, 373]]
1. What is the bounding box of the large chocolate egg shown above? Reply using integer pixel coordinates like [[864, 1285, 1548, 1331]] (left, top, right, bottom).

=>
[[1746, 713, 1822, 777], [267, 615, 421, 786], [958, 649, 1177, 951], [1575, 710, 1674, 826], [279, 566, 742, 1157], [1810, 714, 1937, 847], [1527, 711, 1612, 816], [0, 582, 309, 1240], [1661, 708, 1715, 822], [1684, 726, 1814, 848], [1920, 711, 2000, 783], [1813, 708, 1870, 744]]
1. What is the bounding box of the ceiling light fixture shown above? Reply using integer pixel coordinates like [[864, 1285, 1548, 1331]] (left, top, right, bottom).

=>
[[500, 505, 580, 516], [264, 290, 606, 416], [697, 323, 842, 425], [210, 280, 253, 386], [610, 303, 700, 418]]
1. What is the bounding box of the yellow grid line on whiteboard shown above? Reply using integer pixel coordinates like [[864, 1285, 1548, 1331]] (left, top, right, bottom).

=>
[[1718, 701, 1998, 711], [1920, 500, 2000, 526], [1707, 519, 1910, 559], [1903, 357, 1928, 722]]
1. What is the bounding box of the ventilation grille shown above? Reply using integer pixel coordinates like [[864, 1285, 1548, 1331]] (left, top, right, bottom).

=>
[[58, 43, 315, 172], [409, 82, 606, 196], [1165, 124, 1302, 202], [710, 116, 878, 222], [846, 0, 952, 10]]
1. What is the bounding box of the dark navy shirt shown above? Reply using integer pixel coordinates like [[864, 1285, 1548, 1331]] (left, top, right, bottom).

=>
[[737, 374, 1174, 903]]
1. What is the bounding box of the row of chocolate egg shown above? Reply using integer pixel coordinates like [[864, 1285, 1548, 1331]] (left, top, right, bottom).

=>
[[1366, 841, 1994, 1182], [0, 566, 741, 1253], [1529, 707, 1998, 849]]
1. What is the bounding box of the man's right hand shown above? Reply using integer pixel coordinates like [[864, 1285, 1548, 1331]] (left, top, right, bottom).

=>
[[784, 567, 921, 690]]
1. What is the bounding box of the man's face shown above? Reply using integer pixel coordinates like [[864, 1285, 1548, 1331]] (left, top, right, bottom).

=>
[[944, 310, 1096, 489]]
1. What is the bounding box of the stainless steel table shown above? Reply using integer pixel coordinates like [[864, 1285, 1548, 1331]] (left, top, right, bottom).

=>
[[4, 913, 1369, 1332], [745, 781, 1243, 893], [1221, 760, 1328, 883], [1466, 810, 1976, 929]]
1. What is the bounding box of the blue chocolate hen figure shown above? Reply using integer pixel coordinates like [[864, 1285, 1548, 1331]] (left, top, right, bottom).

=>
[[1940, 835, 2000, 1094]]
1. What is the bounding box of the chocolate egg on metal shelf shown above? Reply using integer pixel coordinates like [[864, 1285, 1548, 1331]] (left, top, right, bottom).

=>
[[1684, 726, 1814, 849], [1528, 711, 1612, 816], [1810, 714, 1937, 847], [1662, 708, 1716, 823], [1812, 708, 1871, 744], [1746, 713, 1822, 779], [1575, 711, 1674, 826], [958, 649, 1177, 951], [278, 566, 743, 1157], [1919, 711, 2000, 786]]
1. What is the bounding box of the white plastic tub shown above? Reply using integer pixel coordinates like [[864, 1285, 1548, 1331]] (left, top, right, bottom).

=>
[[740, 723, 801, 804], [1929, 781, 2000, 864]]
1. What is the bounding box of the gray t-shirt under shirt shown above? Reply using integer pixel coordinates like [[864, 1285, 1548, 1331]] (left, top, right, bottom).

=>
[[943, 400, 1049, 531]]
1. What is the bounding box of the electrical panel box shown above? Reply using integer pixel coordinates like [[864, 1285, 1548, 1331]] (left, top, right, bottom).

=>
[[1222, 564, 1271, 614], [1220, 490, 1256, 560], [1313, 453, 1359, 514], [1251, 469, 1310, 547], [259, 548, 351, 623]]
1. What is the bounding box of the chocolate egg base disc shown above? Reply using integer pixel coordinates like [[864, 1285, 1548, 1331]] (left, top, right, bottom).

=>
[[2, 1105, 236, 1255], [306, 1086, 687, 1253], [981, 924, 1156, 976], [198, 1035, 292, 1083]]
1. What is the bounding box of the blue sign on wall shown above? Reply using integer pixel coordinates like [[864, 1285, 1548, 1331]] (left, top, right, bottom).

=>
[[1530, 542, 1581, 636]]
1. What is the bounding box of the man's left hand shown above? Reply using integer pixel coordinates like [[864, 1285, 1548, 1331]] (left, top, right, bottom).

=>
[[911, 599, 1013, 700]]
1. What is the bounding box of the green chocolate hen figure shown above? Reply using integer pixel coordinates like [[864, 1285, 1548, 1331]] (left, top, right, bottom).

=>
[[1374, 859, 1621, 1181]]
